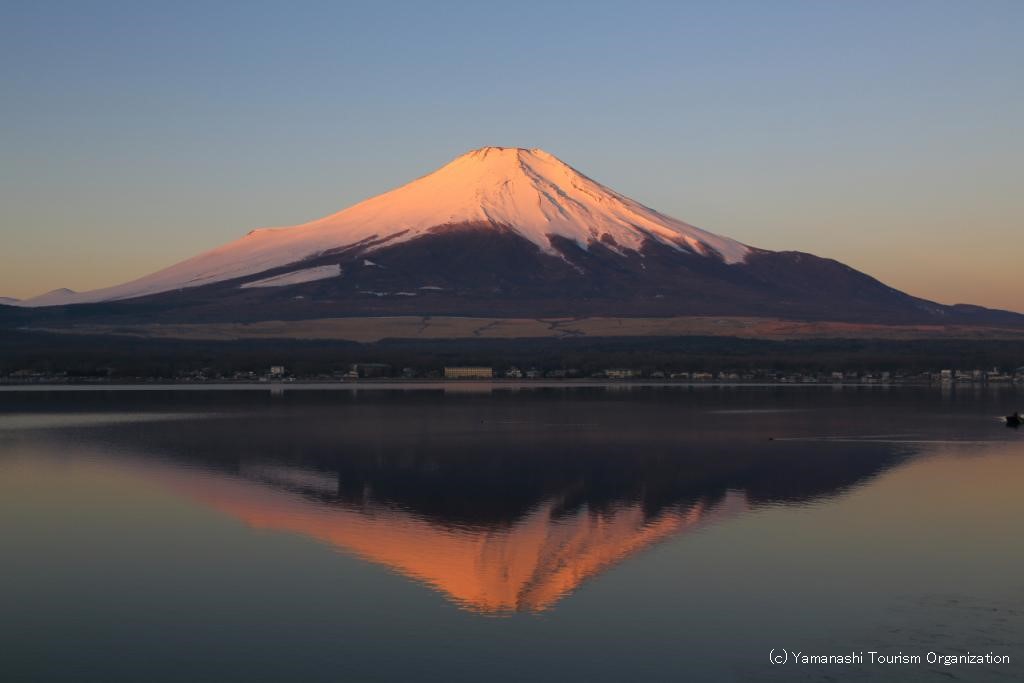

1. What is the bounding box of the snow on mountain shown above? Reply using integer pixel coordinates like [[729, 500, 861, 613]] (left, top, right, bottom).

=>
[[17, 147, 751, 307], [239, 264, 342, 289]]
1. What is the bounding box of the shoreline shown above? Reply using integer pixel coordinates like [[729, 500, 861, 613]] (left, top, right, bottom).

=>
[[1, 380, 1020, 392]]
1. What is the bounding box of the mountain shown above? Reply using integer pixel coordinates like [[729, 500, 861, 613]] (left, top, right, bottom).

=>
[[17, 288, 78, 307], [15, 147, 749, 306], [10, 146, 1024, 327]]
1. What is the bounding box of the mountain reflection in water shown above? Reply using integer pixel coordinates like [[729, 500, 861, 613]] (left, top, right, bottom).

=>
[[4, 389, 929, 614], [158, 461, 748, 613]]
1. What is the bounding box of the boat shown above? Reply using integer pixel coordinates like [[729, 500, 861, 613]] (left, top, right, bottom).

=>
[[1006, 412, 1021, 427]]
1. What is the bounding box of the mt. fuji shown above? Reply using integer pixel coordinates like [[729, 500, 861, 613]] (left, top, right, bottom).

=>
[[8, 147, 1023, 328], [19, 147, 749, 306]]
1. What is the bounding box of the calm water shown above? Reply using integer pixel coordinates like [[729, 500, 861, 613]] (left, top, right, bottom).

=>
[[1, 385, 1022, 682]]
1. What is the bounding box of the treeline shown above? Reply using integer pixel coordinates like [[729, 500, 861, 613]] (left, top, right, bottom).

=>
[[1, 329, 1022, 378]]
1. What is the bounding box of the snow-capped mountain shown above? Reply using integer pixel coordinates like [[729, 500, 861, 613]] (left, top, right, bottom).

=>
[[17, 147, 748, 306], [10, 146, 1023, 327]]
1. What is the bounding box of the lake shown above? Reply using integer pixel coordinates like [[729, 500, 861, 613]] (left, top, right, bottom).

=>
[[1, 385, 1021, 682]]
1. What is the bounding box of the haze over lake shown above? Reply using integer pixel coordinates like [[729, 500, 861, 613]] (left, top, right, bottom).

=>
[[1, 386, 1021, 682]]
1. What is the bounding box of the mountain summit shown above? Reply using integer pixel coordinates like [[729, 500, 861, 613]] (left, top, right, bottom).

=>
[[19, 147, 748, 306], [11, 147, 1023, 328]]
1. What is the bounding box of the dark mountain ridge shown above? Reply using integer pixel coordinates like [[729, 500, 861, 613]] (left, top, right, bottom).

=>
[[3, 223, 1022, 328]]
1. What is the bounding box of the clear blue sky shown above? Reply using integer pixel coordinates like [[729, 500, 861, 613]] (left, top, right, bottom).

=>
[[2, 0, 1021, 310]]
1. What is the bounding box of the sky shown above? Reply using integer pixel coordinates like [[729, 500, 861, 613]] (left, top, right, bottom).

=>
[[1, 0, 1021, 311]]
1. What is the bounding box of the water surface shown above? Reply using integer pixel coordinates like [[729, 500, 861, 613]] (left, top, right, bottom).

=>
[[1, 386, 1021, 681]]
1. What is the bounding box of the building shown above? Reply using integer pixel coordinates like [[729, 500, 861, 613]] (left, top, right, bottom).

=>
[[444, 366, 494, 379], [606, 369, 638, 379], [269, 365, 285, 377]]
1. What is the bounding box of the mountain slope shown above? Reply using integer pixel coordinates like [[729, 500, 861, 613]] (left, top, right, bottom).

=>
[[17, 147, 749, 307], [10, 146, 1023, 328]]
